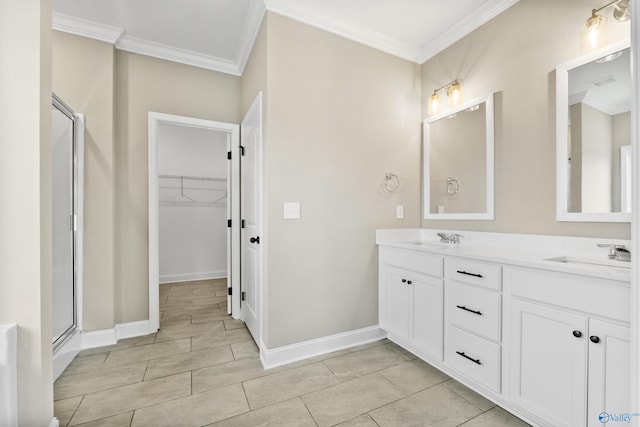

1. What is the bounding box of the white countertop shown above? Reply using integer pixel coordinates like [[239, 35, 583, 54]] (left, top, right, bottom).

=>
[[377, 229, 631, 282]]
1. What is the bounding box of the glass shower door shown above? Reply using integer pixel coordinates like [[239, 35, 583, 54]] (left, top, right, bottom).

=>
[[52, 96, 76, 347]]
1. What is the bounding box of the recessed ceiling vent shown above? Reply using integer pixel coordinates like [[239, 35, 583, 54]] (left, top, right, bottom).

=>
[[590, 75, 616, 87]]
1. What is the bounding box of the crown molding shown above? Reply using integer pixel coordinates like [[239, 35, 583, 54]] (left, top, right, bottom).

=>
[[265, 0, 519, 65], [53, 0, 518, 73], [264, 0, 421, 63], [418, 0, 521, 64], [236, 0, 267, 74], [116, 35, 241, 76], [53, 13, 123, 44], [52, 12, 247, 76]]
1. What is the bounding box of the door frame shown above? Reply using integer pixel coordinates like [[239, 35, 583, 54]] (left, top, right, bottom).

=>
[[51, 94, 85, 380], [632, 3, 640, 420], [148, 112, 240, 332]]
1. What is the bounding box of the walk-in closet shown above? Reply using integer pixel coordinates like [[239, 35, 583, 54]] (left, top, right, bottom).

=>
[[157, 122, 229, 284]]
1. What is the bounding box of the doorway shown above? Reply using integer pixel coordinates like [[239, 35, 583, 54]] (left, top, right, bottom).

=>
[[157, 126, 229, 285], [148, 113, 239, 332]]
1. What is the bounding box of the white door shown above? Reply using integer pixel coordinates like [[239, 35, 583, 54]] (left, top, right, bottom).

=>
[[587, 320, 630, 426], [240, 93, 262, 344], [510, 299, 587, 427]]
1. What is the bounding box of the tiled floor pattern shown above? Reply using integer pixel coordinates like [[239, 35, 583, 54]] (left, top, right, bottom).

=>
[[54, 279, 531, 426]]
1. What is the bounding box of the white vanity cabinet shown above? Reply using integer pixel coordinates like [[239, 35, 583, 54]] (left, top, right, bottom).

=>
[[505, 266, 630, 427], [377, 230, 632, 427], [378, 246, 444, 361]]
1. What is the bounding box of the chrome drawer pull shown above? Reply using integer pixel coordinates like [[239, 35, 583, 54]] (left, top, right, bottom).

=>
[[456, 351, 482, 365], [456, 270, 483, 278], [456, 305, 482, 316]]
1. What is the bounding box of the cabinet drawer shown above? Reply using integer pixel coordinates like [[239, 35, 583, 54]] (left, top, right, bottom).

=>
[[380, 246, 443, 278], [505, 266, 630, 323], [447, 282, 501, 342], [445, 325, 501, 393], [446, 258, 501, 290]]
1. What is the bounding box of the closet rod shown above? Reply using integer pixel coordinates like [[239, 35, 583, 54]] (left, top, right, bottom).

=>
[[158, 174, 226, 182]]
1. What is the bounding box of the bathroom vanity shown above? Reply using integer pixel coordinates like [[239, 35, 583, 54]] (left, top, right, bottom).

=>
[[377, 229, 631, 427]]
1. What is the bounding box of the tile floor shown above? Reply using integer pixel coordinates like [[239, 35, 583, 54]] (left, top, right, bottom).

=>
[[54, 279, 531, 426]]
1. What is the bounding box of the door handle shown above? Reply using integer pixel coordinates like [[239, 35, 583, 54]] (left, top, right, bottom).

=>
[[249, 236, 260, 244]]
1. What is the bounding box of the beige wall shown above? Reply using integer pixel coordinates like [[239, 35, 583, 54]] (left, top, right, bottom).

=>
[[114, 51, 241, 323], [241, 19, 267, 118], [0, 0, 54, 424], [612, 111, 631, 211], [429, 103, 487, 214], [582, 103, 613, 212], [421, 0, 631, 238], [263, 13, 422, 347], [569, 103, 583, 211], [53, 31, 116, 330], [52, 37, 242, 328]]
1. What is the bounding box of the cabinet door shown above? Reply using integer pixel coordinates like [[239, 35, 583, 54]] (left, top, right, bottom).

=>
[[587, 320, 630, 427], [411, 275, 444, 360], [510, 299, 587, 427], [382, 268, 411, 341]]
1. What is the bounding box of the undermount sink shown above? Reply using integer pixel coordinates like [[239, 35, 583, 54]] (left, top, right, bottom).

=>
[[544, 256, 631, 269], [408, 241, 450, 249]]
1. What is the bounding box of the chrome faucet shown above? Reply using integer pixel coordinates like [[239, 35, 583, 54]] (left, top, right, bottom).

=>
[[597, 243, 631, 262], [437, 232, 462, 244]]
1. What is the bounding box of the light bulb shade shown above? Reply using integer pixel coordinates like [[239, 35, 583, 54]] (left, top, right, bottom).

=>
[[447, 81, 463, 108], [428, 92, 440, 115], [581, 12, 607, 51]]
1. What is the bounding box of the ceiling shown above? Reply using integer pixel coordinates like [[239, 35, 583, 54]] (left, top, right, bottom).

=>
[[569, 47, 631, 115], [52, 0, 520, 76]]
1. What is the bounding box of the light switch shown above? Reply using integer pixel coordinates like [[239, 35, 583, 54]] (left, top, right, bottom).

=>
[[396, 205, 404, 219], [283, 202, 301, 219]]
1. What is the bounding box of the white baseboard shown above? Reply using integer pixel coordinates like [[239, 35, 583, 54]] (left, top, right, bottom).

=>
[[82, 320, 153, 350], [0, 324, 17, 427], [159, 271, 226, 284], [82, 328, 117, 349], [49, 418, 60, 427], [53, 330, 82, 381], [115, 320, 152, 340], [260, 326, 386, 370]]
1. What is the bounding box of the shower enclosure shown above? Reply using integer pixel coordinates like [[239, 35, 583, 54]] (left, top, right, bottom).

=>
[[52, 94, 84, 377]]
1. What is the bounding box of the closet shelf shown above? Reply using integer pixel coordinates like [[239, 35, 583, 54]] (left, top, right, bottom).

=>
[[158, 174, 226, 182], [158, 174, 227, 207]]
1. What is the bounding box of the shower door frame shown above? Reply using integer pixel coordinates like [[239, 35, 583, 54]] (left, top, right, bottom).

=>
[[52, 94, 84, 357]]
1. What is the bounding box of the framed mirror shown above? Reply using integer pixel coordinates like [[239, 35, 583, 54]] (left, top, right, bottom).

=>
[[423, 93, 495, 220], [556, 40, 631, 222]]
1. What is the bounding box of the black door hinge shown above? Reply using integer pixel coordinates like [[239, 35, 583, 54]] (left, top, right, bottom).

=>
[[227, 287, 232, 296], [239, 145, 245, 156], [227, 151, 232, 160], [241, 291, 246, 301], [241, 219, 246, 228], [227, 219, 232, 228]]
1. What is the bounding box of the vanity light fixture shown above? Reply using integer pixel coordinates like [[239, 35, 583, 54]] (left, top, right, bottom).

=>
[[581, 0, 630, 51], [428, 80, 463, 115]]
